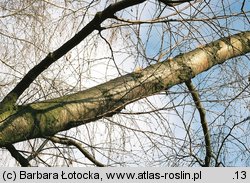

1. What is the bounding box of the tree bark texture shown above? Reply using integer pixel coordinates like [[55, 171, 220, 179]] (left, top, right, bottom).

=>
[[0, 31, 250, 147]]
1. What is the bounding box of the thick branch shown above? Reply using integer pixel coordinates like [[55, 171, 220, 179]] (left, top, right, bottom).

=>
[[185, 80, 212, 167], [0, 0, 146, 114], [5, 144, 30, 167], [0, 31, 250, 147], [159, 0, 194, 7]]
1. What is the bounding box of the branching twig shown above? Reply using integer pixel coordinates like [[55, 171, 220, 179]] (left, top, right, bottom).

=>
[[27, 139, 49, 162], [49, 136, 105, 167], [215, 116, 250, 166]]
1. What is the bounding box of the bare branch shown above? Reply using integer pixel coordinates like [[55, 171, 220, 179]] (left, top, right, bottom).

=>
[[0, 0, 146, 114], [215, 116, 250, 166], [159, 0, 194, 7], [26, 139, 49, 162], [0, 31, 250, 147], [5, 144, 30, 167], [185, 80, 212, 167], [49, 136, 105, 167]]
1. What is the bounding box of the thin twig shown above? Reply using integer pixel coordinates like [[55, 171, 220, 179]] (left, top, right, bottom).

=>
[[27, 139, 49, 162], [49, 136, 106, 167]]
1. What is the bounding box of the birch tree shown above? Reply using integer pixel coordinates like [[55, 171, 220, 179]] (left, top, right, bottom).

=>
[[0, 0, 250, 166]]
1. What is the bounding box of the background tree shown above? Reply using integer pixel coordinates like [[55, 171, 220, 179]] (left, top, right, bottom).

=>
[[0, 0, 250, 167]]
